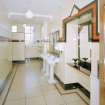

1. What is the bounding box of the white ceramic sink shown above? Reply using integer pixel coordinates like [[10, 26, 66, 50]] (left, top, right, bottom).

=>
[[46, 55, 59, 64]]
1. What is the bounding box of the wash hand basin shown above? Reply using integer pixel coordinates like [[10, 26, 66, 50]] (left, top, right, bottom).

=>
[[46, 55, 60, 65]]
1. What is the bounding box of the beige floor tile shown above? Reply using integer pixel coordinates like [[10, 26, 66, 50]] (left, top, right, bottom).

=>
[[5, 98, 25, 105], [26, 97, 46, 105], [43, 89, 60, 97], [45, 95, 65, 105], [25, 88, 43, 98], [67, 100, 87, 105], [6, 92, 25, 101], [62, 93, 82, 104], [40, 85, 56, 92]]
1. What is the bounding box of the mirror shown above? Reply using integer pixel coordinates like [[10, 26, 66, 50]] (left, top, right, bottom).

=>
[[64, 3, 95, 75], [48, 30, 60, 56], [79, 23, 92, 74], [78, 12, 92, 74], [80, 25, 91, 62]]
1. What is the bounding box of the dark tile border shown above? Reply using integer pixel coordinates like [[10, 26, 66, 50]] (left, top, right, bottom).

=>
[[77, 83, 90, 98], [12, 40, 25, 42], [55, 84, 89, 105], [2, 65, 18, 105], [12, 58, 43, 64], [0, 67, 13, 95], [76, 92, 89, 105], [54, 74, 90, 98], [29, 57, 43, 60]]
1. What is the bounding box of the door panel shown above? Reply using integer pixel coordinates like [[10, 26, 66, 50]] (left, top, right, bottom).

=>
[[100, 0, 105, 105]]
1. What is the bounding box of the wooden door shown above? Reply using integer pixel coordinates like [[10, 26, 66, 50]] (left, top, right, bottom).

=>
[[100, 0, 105, 105]]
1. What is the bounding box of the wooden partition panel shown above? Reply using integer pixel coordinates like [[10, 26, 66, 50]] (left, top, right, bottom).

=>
[[100, 0, 105, 105]]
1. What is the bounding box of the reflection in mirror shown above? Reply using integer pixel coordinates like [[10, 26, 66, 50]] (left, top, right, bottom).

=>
[[78, 12, 92, 74], [48, 30, 60, 56], [66, 19, 78, 66], [80, 25, 90, 61], [75, 0, 95, 9], [79, 24, 91, 74]]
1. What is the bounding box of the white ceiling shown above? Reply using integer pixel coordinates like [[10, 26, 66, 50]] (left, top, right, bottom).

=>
[[0, 0, 74, 23], [1, 0, 73, 15], [0, 0, 95, 24]]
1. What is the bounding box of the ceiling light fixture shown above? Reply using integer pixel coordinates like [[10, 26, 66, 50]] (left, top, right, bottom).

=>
[[8, 11, 53, 20], [25, 10, 34, 19]]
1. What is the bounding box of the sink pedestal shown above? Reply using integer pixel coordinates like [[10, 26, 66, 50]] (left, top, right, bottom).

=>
[[41, 53, 59, 84], [44, 62, 50, 77], [48, 64, 56, 84], [43, 59, 46, 73]]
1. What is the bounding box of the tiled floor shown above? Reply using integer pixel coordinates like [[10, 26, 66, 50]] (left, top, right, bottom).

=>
[[4, 59, 88, 105]]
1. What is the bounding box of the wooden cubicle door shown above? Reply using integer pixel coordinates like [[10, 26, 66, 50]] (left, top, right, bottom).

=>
[[100, 0, 105, 105]]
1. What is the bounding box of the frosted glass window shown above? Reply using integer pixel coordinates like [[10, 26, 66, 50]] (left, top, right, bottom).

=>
[[24, 25, 35, 46], [25, 26, 30, 33], [12, 25, 17, 32]]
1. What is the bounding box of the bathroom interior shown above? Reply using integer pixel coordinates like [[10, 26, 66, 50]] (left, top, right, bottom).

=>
[[0, 0, 102, 105]]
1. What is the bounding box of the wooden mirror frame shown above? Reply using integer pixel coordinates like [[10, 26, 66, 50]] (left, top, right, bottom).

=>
[[79, 21, 92, 41], [62, 1, 99, 42]]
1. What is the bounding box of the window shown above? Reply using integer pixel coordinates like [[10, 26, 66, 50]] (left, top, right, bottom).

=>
[[24, 25, 35, 46], [12, 25, 17, 32]]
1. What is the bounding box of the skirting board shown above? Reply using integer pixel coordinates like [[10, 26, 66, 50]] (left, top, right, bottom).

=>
[[54, 74, 90, 98], [12, 60, 25, 64], [29, 57, 43, 60]]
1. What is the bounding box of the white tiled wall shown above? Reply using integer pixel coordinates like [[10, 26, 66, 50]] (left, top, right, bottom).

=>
[[12, 33, 24, 40], [12, 32, 25, 61], [0, 9, 12, 90]]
